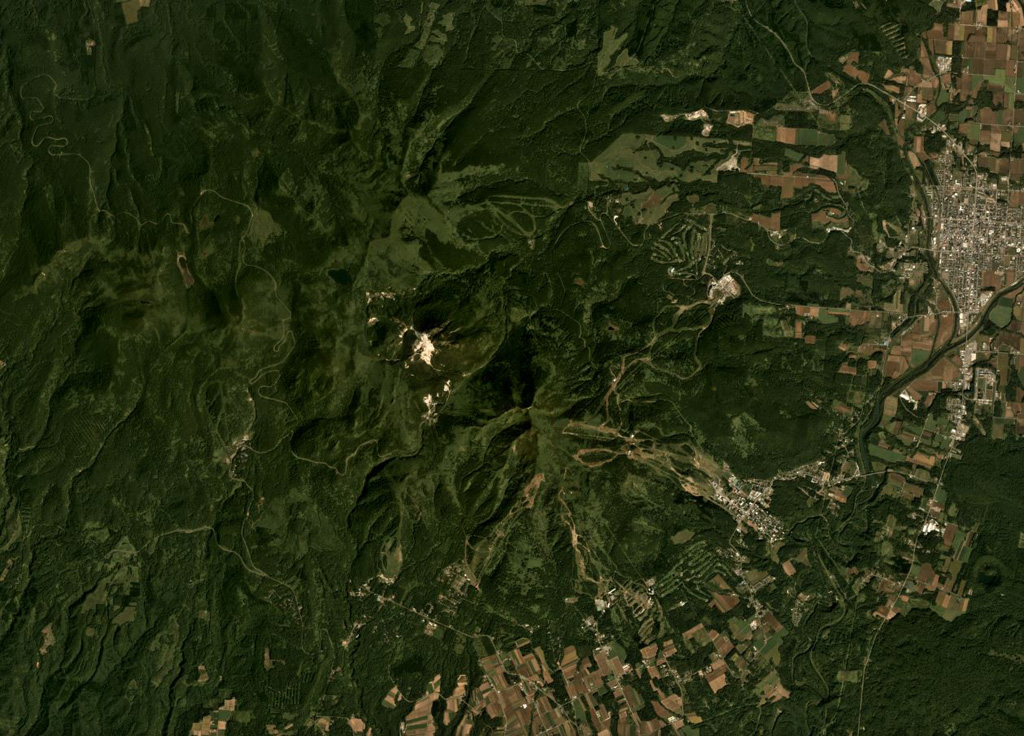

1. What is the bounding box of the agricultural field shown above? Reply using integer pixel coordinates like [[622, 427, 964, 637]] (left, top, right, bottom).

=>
[[2, 0, 1024, 734]]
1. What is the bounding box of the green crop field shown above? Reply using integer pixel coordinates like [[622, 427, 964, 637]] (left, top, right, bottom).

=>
[[1, 0, 1023, 734]]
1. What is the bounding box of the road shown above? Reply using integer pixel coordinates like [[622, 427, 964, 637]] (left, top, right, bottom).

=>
[[856, 275, 1024, 471]]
